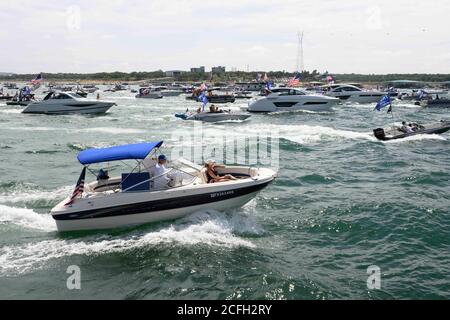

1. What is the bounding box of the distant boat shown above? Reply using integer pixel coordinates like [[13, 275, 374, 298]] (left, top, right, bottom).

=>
[[186, 88, 236, 103], [175, 110, 251, 122], [135, 87, 163, 99], [324, 84, 386, 104], [22, 91, 115, 115], [248, 88, 339, 113], [373, 121, 450, 141]]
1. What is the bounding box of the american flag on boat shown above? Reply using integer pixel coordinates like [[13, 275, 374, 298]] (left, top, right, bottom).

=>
[[31, 73, 43, 85], [65, 167, 86, 206], [288, 72, 301, 87]]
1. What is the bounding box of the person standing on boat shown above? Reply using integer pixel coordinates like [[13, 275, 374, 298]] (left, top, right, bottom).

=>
[[153, 155, 170, 189]]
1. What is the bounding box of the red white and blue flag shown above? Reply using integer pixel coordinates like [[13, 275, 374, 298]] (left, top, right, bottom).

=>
[[31, 73, 43, 85], [65, 167, 86, 206], [326, 75, 334, 84], [288, 72, 301, 87]]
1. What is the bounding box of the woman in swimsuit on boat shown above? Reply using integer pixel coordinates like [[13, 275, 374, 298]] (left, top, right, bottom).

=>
[[205, 160, 238, 183]]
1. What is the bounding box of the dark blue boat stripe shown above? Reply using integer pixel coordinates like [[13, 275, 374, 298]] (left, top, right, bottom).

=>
[[53, 181, 271, 221]]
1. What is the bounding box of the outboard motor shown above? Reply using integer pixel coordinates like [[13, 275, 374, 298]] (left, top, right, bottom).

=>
[[373, 128, 386, 140]]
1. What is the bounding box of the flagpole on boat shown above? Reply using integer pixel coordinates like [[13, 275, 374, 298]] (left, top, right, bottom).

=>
[[387, 96, 395, 130]]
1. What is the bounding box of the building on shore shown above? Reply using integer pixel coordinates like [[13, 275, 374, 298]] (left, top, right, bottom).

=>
[[212, 66, 226, 75], [165, 70, 186, 77], [190, 66, 205, 73]]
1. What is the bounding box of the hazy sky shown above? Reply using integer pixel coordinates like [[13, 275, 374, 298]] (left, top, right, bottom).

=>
[[0, 0, 449, 74]]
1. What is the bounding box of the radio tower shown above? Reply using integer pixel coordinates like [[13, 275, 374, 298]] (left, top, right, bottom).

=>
[[296, 31, 304, 72]]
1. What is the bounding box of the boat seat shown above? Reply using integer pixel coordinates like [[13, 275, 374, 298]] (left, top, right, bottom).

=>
[[199, 168, 209, 184], [121, 172, 151, 192]]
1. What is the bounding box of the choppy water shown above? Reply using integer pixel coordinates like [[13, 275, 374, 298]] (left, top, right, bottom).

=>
[[0, 87, 449, 299]]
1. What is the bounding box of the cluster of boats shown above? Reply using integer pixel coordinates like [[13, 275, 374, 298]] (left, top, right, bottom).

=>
[[1, 79, 449, 232]]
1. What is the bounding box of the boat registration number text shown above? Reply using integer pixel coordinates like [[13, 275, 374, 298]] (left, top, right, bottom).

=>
[[210, 190, 235, 198]]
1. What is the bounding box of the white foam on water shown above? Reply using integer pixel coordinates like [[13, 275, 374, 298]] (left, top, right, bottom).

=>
[[0, 109, 22, 114], [232, 123, 375, 144], [6, 126, 62, 131], [0, 204, 56, 232], [0, 210, 257, 275], [0, 186, 71, 204], [78, 127, 146, 134]]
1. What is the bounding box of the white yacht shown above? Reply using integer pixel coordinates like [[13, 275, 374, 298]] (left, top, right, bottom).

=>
[[248, 88, 339, 113], [158, 86, 184, 97], [135, 87, 164, 99], [22, 92, 115, 115], [51, 142, 276, 232], [324, 84, 386, 104]]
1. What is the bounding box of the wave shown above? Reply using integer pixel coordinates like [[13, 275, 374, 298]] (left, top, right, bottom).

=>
[[0, 185, 71, 206], [235, 124, 375, 144], [0, 210, 258, 275], [0, 204, 56, 232], [0, 109, 22, 114], [77, 127, 146, 134]]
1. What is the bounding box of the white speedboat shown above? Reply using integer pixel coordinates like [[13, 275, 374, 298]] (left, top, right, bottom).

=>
[[22, 92, 115, 115], [248, 88, 339, 112], [135, 87, 163, 99], [158, 86, 184, 97], [82, 85, 99, 93], [51, 142, 276, 232], [324, 84, 386, 104]]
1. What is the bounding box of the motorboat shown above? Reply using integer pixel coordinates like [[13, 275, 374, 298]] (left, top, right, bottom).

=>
[[135, 87, 164, 99], [3, 82, 19, 90], [22, 91, 116, 115], [324, 84, 386, 103], [50, 142, 277, 232], [0, 93, 13, 101], [104, 84, 128, 92], [175, 110, 251, 122], [373, 120, 450, 141], [82, 85, 99, 93], [186, 88, 236, 103], [247, 88, 339, 113], [421, 97, 450, 108], [158, 86, 184, 97], [234, 90, 253, 99]]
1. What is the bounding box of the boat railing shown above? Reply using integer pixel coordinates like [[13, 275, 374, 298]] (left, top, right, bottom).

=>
[[120, 167, 197, 193]]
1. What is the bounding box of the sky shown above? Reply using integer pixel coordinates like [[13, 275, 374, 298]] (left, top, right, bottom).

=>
[[0, 0, 449, 74]]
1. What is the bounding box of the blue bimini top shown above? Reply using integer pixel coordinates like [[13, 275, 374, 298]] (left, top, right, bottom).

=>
[[77, 141, 164, 165]]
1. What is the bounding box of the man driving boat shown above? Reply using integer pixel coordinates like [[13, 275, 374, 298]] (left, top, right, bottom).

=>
[[152, 155, 171, 189]]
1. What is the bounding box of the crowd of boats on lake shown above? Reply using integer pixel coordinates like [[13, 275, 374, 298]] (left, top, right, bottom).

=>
[[1, 74, 449, 232]]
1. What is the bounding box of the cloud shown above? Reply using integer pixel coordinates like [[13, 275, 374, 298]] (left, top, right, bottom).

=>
[[0, 0, 449, 73]]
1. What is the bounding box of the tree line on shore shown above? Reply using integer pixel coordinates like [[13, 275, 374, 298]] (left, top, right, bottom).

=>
[[1, 70, 450, 83]]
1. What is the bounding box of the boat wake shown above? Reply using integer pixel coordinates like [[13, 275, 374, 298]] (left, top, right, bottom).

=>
[[0, 204, 56, 232], [0, 210, 259, 275], [0, 184, 71, 206], [232, 124, 375, 144], [77, 127, 146, 135]]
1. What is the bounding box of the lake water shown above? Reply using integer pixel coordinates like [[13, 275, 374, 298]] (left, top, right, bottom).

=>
[[0, 87, 449, 299]]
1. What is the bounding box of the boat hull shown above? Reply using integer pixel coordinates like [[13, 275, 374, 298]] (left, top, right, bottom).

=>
[[54, 189, 263, 232], [52, 176, 274, 232], [176, 112, 251, 122], [136, 94, 163, 99], [373, 121, 450, 141], [248, 96, 338, 113], [22, 101, 115, 115]]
